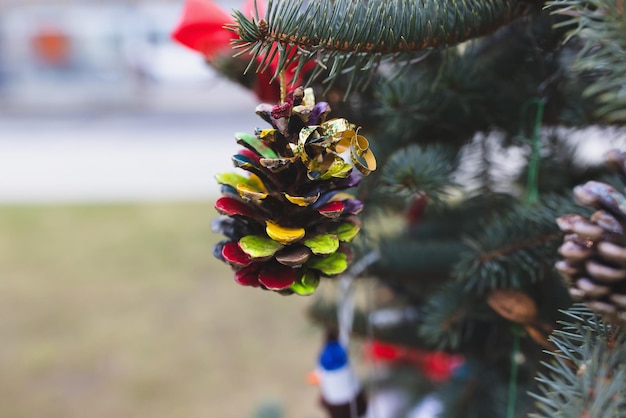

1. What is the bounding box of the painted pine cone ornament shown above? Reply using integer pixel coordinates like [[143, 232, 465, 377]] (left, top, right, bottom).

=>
[[556, 149, 626, 325], [212, 87, 376, 295]]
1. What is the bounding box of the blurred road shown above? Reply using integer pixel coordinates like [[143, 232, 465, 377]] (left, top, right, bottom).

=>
[[0, 81, 260, 204]]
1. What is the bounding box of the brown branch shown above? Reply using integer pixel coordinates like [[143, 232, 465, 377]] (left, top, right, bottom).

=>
[[478, 231, 563, 262]]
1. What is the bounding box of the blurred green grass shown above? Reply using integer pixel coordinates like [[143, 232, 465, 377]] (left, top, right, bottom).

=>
[[0, 202, 324, 418]]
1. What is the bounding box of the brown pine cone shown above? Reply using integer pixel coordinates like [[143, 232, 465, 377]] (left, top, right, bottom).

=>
[[556, 149, 626, 325]]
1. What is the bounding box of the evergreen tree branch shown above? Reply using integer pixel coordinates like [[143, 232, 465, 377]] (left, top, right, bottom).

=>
[[376, 239, 468, 275], [546, 0, 626, 122], [230, 0, 537, 91], [438, 364, 529, 418], [454, 194, 592, 292], [379, 144, 459, 201], [392, 193, 515, 243], [530, 305, 626, 417], [372, 13, 598, 147], [419, 283, 481, 349], [476, 231, 562, 262]]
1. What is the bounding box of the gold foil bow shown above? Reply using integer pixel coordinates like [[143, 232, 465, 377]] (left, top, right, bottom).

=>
[[294, 118, 377, 180]]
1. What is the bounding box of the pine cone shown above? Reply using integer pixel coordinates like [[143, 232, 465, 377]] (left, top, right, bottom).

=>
[[556, 149, 626, 324], [213, 87, 376, 295]]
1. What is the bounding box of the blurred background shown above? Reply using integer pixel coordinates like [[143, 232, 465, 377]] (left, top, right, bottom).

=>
[[0, 0, 324, 416]]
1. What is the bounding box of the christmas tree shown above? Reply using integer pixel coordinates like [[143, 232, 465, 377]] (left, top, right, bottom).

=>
[[173, 0, 626, 416]]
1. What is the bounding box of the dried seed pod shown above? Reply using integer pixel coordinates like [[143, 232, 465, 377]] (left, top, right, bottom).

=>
[[609, 293, 626, 309], [591, 210, 625, 235], [575, 277, 611, 298], [487, 289, 538, 325], [524, 323, 556, 351], [586, 260, 626, 283], [587, 300, 617, 315], [569, 287, 586, 301], [555, 260, 583, 283], [597, 241, 626, 266], [556, 214, 605, 239], [559, 240, 593, 262], [574, 181, 626, 222]]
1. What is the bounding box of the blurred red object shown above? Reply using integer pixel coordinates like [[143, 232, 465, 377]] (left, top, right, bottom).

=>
[[171, 0, 313, 102], [31, 27, 71, 68], [366, 340, 464, 383], [172, 0, 237, 60], [406, 194, 428, 225]]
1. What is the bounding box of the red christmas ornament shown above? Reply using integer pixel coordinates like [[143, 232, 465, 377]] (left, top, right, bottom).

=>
[[171, 0, 315, 102], [170, 0, 234, 60]]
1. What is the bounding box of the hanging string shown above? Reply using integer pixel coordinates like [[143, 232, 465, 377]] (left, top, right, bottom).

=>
[[337, 251, 380, 347], [519, 97, 545, 206], [279, 70, 287, 103], [337, 275, 356, 349], [365, 257, 383, 418], [336, 250, 380, 418], [507, 325, 522, 418]]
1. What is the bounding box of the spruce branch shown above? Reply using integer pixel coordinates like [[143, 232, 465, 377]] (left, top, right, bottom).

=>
[[437, 365, 522, 418], [530, 305, 626, 417], [372, 13, 595, 147], [454, 194, 592, 292], [230, 0, 536, 91], [376, 239, 468, 275], [379, 144, 458, 201], [546, 0, 626, 123], [419, 282, 495, 350], [403, 193, 517, 240]]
